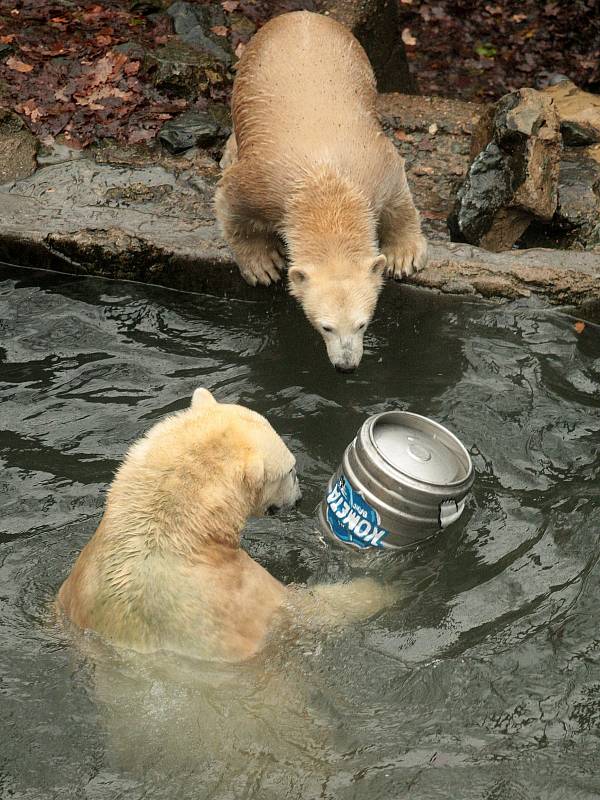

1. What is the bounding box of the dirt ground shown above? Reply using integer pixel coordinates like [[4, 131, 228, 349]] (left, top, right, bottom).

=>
[[397, 0, 600, 102], [0, 0, 597, 148]]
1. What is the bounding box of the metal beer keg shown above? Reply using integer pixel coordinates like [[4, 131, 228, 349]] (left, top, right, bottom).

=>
[[318, 411, 474, 550]]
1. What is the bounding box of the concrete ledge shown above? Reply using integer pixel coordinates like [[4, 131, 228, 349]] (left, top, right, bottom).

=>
[[0, 98, 598, 308]]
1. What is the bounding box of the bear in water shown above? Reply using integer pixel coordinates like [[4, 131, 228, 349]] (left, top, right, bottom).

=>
[[57, 389, 399, 662]]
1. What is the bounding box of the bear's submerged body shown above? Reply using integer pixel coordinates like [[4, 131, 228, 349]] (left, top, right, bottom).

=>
[[215, 11, 427, 371], [57, 390, 399, 662]]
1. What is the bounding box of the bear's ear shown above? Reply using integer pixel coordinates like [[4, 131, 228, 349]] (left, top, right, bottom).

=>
[[288, 267, 309, 288], [191, 387, 217, 409], [370, 254, 387, 276], [245, 453, 265, 488]]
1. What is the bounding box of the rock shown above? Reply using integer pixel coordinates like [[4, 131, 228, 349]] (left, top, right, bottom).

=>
[[158, 110, 221, 153], [316, 0, 416, 93], [145, 41, 227, 98], [542, 78, 600, 146], [556, 146, 600, 247], [521, 144, 600, 251], [130, 0, 164, 12], [0, 108, 38, 184], [419, 241, 600, 304], [113, 41, 146, 60], [166, 1, 231, 64], [448, 88, 561, 251], [0, 152, 241, 292]]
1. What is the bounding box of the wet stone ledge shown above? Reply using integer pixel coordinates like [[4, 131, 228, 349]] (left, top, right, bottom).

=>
[[0, 97, 599, 308]]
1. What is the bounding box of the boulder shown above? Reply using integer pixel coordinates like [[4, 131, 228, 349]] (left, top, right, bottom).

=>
[[158, 110, 221, 153], [448, 88, 561, 251], [166, 1, 231, 64], [316, 0, 416, 93], [543, 78, 600, 147], [522, 144, 600, 251], [556, 145, 600, 248], [143, 1, 232, 98], [145, 41, 228, 98], [0, 108, 38, 184]]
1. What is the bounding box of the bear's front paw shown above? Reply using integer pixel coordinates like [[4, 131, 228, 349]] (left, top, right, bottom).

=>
[[237, 247, 286, 287], [383, 233, 428, 281]]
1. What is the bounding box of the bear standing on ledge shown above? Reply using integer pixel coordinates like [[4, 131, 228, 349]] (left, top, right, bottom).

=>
[[215, 11, 427, 372]]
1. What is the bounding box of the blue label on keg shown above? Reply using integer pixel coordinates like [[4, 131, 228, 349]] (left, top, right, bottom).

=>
[[326, 474, 389, 549]]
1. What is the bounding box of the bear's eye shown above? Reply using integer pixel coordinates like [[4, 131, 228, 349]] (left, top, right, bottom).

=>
[[356, 322, 367, 332], [321, 324, 334, 333]]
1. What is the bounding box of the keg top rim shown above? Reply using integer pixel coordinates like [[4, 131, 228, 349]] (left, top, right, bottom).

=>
[[365, 411, 473, 488]]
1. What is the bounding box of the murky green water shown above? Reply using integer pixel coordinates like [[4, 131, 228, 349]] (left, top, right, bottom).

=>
[[1, 263, 600, 800]]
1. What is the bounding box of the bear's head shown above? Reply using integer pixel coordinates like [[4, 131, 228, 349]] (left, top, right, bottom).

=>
[[186, 389, 302, 517], [288, 254, 386, 372], [120, 389, 301, 545]]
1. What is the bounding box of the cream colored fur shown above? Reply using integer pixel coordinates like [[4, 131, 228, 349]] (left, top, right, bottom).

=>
[[57, 389, 399, 662], [215, 11, 427, 370]]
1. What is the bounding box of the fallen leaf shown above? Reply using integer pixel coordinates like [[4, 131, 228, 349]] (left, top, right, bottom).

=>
[[128, 128, 155, 144], [510, 13, 527, 22], [75, 85, 134, 109], [55, 86, 73, 102], [211, 25, 229, 36], [234, 41, 245, 59], [87, 51, 128, 88], [221, 0, 239, 11], [428, 122, 438, 135], [574, 321, 586, 334], [83, 4, 105, 20], [413, 165, 435, 175], [18, 98, 45, 122], [401, 27, 417, 46], [6, 56, 33, 73], [394, 130, 413, 141], [0, 34, 15, 44]]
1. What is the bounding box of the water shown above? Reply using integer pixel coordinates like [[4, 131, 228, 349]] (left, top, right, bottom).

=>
[[1, 263, 600, 800]]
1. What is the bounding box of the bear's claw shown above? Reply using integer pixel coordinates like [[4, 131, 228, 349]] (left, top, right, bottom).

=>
[[239, 248, 285, 286], [383, 233, 428, 281]]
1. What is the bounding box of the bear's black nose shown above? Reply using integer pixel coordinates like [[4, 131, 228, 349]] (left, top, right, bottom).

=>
[[335, 364, 356, 374]]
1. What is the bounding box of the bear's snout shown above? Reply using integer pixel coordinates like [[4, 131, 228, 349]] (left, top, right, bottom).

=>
[[334, 364, 357, 374]]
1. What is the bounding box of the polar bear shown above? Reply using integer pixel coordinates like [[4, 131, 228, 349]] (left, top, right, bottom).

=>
[[215, 11, 427, 372], [57, 389, 398, 662]]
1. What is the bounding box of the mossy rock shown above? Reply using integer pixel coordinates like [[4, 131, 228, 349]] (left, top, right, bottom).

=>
[[144, 41, 228, 97]]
